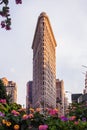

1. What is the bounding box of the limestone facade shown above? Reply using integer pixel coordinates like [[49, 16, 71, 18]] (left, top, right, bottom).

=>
[[56, 79, 65, 116], [32, 12, 57, 109], [1, 77, 17, 103]]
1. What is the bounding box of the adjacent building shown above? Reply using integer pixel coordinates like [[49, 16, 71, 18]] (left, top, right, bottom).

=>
[[26, 81, 33, 109], [78, 70, 87, 103], [64, 95, 69, 115], [71, 93, 82, 103], [32, 12, 57, 109], [78, 93, 87, 103], [1, 77, 17, 103], [83, 71, 87, 94], [56, 79, 65, 116]]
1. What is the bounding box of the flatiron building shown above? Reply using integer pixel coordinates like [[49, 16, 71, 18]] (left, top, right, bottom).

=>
[[32, 12, 57, 109]]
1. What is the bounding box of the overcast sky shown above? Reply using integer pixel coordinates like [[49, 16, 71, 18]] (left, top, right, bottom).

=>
[[0, 0, 87, 106]]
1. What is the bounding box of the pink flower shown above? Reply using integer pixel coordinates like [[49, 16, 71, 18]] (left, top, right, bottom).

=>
[[0, 112, 5, 117], [36, 108, 41, 112], [74, 121, 79, 125], [15, 0, 22, 4], [48, 109, 58, 116], [0, 99, 6, 104], [39, 125, 48, 130], [69, 116, 76, 121], [28, 114, 34, 118], [11, 110, 20, 116], [22, 114, 29, 120]]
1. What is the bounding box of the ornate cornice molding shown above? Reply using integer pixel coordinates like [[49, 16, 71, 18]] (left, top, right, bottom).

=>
[[32, 12, 57, 49]]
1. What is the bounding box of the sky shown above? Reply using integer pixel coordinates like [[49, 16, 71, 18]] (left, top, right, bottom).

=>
[[0, 0, 87, 106]]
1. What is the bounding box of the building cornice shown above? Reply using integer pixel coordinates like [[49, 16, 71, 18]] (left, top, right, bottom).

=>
[[32, 12, 57, 49]]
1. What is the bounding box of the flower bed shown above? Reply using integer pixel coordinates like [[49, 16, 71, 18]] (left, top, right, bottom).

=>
[[0, 100, 87, 130]]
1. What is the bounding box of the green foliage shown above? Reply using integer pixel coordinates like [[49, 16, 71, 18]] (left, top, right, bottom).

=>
[[1, 102, 87, 129], [68, 103, 87, 120], [9, 103, 22, 111], [0, 103, 10, 114], [0, 79, 11, 103], [0, 80, 7, 99], [30, 112, 45, 128]]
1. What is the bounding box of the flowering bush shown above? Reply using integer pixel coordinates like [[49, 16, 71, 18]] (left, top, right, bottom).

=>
[[0, 100, 87, 130], [0, 0, 22, 30], [67, 102, 87, 120]]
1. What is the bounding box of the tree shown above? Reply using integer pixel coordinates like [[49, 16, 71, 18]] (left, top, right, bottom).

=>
[[0, 79, 11, 104], [0, 79, 7, 99], [0, 0, 22, 30], [68, 102, 87, 120]]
